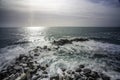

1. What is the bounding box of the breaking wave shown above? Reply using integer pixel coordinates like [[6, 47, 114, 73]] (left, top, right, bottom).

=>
[[0, 37, 120, 80]]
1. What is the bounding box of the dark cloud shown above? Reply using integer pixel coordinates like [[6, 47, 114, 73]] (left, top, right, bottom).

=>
[[0, 9, 31, 27], [89, 0, 120, 7]]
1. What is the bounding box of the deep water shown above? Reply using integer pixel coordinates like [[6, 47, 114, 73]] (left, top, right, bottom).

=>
[[0, 27, 120, 80]]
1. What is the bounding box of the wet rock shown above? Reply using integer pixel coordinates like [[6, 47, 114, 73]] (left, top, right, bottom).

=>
[[67, 70, 73, 74], [29, 67, 38, 74], [32, 75, 41, 80], [43, 46, 47, 49], [16, 73, 27, 80], [45, 64, 49, 67], [20, 63, 27, 67], [53, 39, 72, 45], [83, 68, 91, 77], [53, 38, 89, 46], [24, 67, 29, 73], [40, 66, 46, 71], [48, 48, 51, 51], [14, 65, 21, 71], [33, 48, 38, 53], [75, 68, 82, 73], [34, 53, 39, 56], [50, 75, 59, 80], [17, 54, 27, 61], [61, 68, 66, 72], [79, 64, 85, 68], [42, 71, 48, 74], [71, 38, 88, 42], [100, 73, 110, 80], [0, 71, 8, 80], [74, 73, 82, 80], [41, 74, 48, 78], [90, 71, 100, 79], [87, 77, 95, 80], [66, 75, 74, 80]]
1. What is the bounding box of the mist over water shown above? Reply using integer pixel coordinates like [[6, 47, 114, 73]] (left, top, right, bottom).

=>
[[0, 27, 120, 80]]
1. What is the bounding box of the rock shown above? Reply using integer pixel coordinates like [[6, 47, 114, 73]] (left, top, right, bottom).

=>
[[75, 68, 82, 73], [79, 64, 85, 68], [53, 39, 72, 45], [87, 77, 95, 80], [29, 68, 38, 74], [48, 48, 51, 51], [41, 74, 48, 78], [100, 73, 110, 80], [50, 75, 59, 80], [18, 54, 27, 61], [14, 66, 21, 71], [90, 71, 100, 79], [0, 71, 8, 80], [27, 61, 34, 68], [24, 67, 29, 73], [34, 53, 39, 56], [71, 38, 88, 42], [53, 38, 89, 46], [40, 66, 46, 71], [61, 68, 66, 72], [67, 70, 73, 74], [20, 63, 27, 67], [66, 75, 74, 80], [74, 73, 82, 80], [16, 73, 27, 80], [43, 46, 47, 49], [45, 64, 49, 67], [32, 75, 41, 80], [42, 71, 48, 74], [83, 68, 91, 77], [33, 48, 39, 53]]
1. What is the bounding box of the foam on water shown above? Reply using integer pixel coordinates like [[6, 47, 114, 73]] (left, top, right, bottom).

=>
[[0, 37, 120, 79], [26, 39, 120, 79]]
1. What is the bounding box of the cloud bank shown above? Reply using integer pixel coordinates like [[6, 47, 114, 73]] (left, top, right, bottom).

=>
[[0, 0, 120, 27]]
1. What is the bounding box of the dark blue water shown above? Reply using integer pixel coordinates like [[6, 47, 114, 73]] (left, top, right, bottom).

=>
[[0, 27, 120, 48], [0, 27, 120, 79]]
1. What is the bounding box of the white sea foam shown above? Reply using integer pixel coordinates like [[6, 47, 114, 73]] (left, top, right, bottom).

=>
[[0, 38, 120, 79]]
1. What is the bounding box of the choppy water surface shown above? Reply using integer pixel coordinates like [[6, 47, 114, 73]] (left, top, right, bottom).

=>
[[0, 27, 120, 80]]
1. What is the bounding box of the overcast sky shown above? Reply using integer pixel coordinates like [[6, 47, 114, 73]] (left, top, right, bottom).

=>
[[0, 0, 120, 27]]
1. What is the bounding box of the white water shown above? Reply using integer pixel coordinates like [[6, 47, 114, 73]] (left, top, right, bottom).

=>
[[0, 38, 120, 80]]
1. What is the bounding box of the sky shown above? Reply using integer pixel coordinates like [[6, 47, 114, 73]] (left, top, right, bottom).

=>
[[0, 0, 120, 27]]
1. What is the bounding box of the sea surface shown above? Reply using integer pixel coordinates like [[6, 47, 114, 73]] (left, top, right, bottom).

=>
[[0, 27, 120, 79]]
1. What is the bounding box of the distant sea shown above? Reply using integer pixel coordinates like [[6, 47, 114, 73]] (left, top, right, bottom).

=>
[[0, 27, 120, 79]]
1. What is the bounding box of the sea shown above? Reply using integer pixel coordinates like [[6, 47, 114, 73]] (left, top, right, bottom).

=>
[[0, 27, 120, 79]]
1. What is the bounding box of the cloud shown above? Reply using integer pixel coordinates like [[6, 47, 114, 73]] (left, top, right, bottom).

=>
[[88, 0, 120, 7], [0, 0, 120, 27]]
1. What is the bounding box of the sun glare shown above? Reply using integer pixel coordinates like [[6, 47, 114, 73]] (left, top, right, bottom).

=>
[[27, 27, 46, 31]]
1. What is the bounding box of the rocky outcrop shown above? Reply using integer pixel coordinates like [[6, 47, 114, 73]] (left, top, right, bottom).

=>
[[52, 38, 89, 46], [0, 44, 111, 80]]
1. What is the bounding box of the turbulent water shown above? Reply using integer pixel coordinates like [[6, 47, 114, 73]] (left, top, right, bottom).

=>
[[0, 27, 120, 80]]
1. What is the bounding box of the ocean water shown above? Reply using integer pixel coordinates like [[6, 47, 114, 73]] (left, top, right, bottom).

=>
[[0, 27, 120, 79]]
